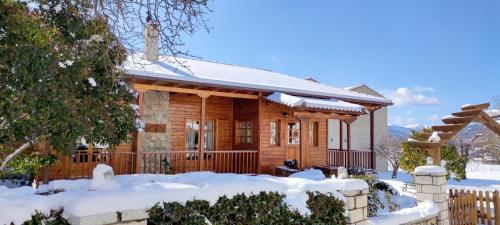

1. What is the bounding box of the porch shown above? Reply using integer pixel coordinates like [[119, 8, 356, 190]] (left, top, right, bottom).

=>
[[40, 81, 380, 181]]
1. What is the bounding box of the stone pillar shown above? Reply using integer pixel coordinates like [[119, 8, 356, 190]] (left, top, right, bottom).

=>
[[414, 165, 449, 225], [340, 186, 369, 225], [139, 91, 170, 171]]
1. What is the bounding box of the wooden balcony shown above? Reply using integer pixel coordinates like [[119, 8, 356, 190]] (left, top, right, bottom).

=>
[[327, 149, 373, 170]]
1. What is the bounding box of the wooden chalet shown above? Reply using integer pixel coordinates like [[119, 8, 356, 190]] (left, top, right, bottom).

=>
[[37, 24, 393, 181]]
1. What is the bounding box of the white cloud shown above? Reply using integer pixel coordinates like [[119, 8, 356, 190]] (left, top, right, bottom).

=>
[[427, 114, 439, 122], [383, 86, 439, 107], [390, 115, 420, 129]]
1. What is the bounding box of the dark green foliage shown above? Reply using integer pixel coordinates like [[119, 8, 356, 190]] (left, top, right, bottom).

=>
[[306, 192, 346, 224], [400, 129, 466, 180], [441, 144, 466, 180], [353, 175, 398, 217], [0, 0, 137, 172], [147, 191, 346, 225], [148, 200, 210, 225], [20, 208, 70, 225]]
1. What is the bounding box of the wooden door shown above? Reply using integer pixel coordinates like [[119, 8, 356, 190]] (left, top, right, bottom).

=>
[[285, 121, 301, 167]]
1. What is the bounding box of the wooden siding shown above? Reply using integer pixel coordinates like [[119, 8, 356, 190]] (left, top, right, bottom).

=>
[[169, 93, 233, 151], [258, 99, 328, 174], [232, 99, 259, 150]]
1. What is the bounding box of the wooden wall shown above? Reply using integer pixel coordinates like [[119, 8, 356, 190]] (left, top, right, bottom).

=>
[[169, 93, 233, 151], [232, 99, 259, 150], [258, 99, 328, 174]]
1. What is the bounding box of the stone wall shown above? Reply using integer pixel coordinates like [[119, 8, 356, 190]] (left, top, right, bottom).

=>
[[414, 165, 449, 225], [139, 91, 171, 152], [340, 187, 369, 225]]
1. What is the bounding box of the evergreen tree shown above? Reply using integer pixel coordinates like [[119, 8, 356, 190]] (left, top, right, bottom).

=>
[[400, 128, 466, 180], [0, 0, 138, 173]]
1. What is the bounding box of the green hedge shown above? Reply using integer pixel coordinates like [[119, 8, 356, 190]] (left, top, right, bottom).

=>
[[148, 191, 345, 225]]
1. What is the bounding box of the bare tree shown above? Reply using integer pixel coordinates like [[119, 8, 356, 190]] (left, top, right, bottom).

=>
[[450, 126, 498, 178], [375, 134, 403, 178], [81, 0, 211, 60]]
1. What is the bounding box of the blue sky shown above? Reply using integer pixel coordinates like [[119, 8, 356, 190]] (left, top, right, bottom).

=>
[[180, 0, 500, 128]]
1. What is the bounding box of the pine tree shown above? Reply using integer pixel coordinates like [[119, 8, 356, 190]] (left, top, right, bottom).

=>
[[0, 0, 138, 173]]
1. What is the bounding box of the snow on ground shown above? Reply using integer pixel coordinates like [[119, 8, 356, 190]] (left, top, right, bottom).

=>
[[0, 167, 367, 225], [378, 162, 500, 212], [368, 201, 439, 225]]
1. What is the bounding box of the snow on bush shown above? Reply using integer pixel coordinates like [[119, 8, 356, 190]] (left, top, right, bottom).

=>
[[0, 164, 368, 224], [368, 201, 439, 225]]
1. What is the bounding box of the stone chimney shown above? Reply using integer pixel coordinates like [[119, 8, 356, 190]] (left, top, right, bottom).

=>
[[143, 14, 159, 61]]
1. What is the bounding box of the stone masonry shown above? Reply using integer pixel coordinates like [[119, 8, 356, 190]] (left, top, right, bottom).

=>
[[138, 91, 170, 171], [139, 90, 171, 152], [340, 187, 369, 225], [414, 165, 449, 225]]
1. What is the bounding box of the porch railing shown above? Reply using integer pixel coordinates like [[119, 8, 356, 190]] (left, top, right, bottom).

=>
[[327, 149, 373, 169], [140, 150, 258, 174], [46, 151, 137, 180]]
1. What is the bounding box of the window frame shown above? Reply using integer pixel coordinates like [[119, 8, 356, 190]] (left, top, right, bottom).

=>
[[236, 120, 253, 145], [287, 121, 300, 145], [309, 121, 319, 147], [269, 120, 280, 146]]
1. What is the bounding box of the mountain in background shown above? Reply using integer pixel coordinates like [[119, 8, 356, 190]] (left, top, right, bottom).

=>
[[388, 123, 489, 140], [388, 125, 417, 140]]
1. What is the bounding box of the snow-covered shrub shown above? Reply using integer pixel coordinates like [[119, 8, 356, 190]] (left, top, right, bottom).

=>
[[306, 191, 346, 224], [352, 175, 398, 217], [147, 191, 345, 225], [20, 208, 69, 225]]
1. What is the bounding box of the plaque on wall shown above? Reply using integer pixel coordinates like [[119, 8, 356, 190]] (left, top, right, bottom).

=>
[[144, 123, 167, 133]]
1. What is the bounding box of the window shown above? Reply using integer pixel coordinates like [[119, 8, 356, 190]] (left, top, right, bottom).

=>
[[186, 120, 216, 151], [288, 122, 300, 144], [205, 120, 215, 151], [186, 120, 200, 150], [270, 120, 280, 146], [309, 121, 319, 146], [237, 121, 252, 144]]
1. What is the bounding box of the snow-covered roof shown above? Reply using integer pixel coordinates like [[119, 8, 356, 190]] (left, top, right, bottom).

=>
[[266, 92, 366, 113], [123, 54, 392, 105]]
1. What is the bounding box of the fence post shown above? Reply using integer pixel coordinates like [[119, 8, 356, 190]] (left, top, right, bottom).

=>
[[414, 162, 449, 225], [494, 191, 500, 225]]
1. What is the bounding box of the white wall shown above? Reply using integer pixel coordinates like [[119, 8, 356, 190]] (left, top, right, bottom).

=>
[[327, 85, 389, 171]]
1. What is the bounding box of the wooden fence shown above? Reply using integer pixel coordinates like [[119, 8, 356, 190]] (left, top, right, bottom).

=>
[[327, 149, 373, 169], [449, 189, 500, 225]]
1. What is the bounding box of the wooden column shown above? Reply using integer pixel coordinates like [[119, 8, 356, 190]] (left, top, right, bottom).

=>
[[369, 110, 375, 170], [198, 94, 209, 171], [135, 90, 145, 174], [298, 117, 308, 170], [339, 120, 343, 150], [346, 122, 351, 168]]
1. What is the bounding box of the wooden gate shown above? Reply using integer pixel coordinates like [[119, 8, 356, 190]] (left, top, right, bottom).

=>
[[449, 189, 500, 225]]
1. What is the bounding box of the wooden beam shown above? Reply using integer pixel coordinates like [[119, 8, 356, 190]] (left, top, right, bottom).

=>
[[369, 110, 375, 170], [347, 123, 351, 168], [135, 90, 144, 174], [133, 83, 259, 99], [339, 120, 343, 150], [452, 109, 482, 117], [199, 95, 207, 170], [478, 111, 500, 135], [442, 116, 474, 125], [461, 103, 490, 111]]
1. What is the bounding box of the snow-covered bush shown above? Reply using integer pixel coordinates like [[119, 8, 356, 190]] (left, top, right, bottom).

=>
[[147, 191, 345, 225], [352, 175, 398, 217], [20, 208, 69, 225]]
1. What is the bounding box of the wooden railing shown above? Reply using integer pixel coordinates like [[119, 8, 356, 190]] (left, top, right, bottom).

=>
[[327, 149, 373, 169], [449, 189, 500, 225], [46, 151, 137, 180], [140, 150, 258, 174]]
